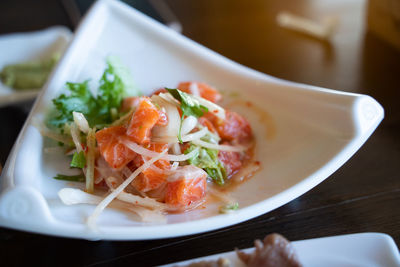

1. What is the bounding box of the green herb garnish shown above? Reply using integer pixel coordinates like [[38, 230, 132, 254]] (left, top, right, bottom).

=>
[[47, 57, 139, 130], [219, 202, 239, 214], [166, 88, 208, 143], [53, 174, 85, 182], [70, 151, 86, 168], [185, 143, 226, 185]]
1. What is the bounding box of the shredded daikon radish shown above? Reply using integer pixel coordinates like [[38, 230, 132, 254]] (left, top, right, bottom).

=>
[[32, 117, 73, 144], [85, 128, 96, 194], [116, 191, 168, 211], [122, 138, 198, 162], [152, 127, 207, 144], [70, 123, 83, 153], [192, 95, 225, 120], [86, 149, 167, 228], [189, 82, 200, 96], [72, 111, 90, 134], [38, 127, 72, 144], [58, 188, 166, 223], [192, 139, 249, 152], [181, 115, 198, 135], [110, 109, 134, 126]]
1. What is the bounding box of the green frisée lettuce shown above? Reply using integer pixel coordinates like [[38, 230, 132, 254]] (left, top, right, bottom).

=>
[[185, 143, 226, 185], [47, 57, 138, 130]]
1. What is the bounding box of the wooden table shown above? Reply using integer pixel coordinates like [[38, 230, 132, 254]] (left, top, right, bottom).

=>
[[1, 0, 399, 265]]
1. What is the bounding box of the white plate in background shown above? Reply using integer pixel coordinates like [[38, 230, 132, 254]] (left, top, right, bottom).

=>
[[0, 26, 72, 107], [0, 0, 383, 240], [162, 233, 400, 267]]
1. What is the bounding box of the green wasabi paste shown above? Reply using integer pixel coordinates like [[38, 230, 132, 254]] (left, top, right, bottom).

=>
[[0, 55, 59, 90]]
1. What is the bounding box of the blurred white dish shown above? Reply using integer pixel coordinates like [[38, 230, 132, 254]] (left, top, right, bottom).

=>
[[0, 26, 72, 107], [162, 233, 400, 267], [0, 0, 383, 240]]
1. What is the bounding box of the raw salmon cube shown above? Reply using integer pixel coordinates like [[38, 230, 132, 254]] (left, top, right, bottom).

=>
[[95, 125, 136, 169], [178, 82, 222, 103]]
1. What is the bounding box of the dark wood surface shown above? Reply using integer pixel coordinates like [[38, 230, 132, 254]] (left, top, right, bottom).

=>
[[1, 0, 399, 266]]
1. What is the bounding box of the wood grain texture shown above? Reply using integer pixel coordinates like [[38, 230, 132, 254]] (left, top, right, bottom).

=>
[[0, 0, 399, 266]]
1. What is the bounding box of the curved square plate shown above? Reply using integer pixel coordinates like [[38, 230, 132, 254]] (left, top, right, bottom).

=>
[[0, 0, 383, 240]]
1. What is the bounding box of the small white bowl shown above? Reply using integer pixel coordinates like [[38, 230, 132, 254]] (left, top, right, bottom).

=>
[[0, 26, 72, 107]]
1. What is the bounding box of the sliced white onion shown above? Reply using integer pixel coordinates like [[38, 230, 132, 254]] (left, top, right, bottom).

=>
[[192, 139, 248, 152], [181, 127, 208, 142], [189, 82, 200, 96], [122, 138, 198, 162], [86, 149, 167, 228], [70, 123, 82, 153], [192, 95, 225, 120], [85, 128, 96, 194], [59, 188, 102, 205], [151, 94, 180, 141], [73, 111, 90, 134], [196, 123, 221, 143], [181, 116, 197, 135], [158, 92, 180, 107], [171, 142, 181, 155]]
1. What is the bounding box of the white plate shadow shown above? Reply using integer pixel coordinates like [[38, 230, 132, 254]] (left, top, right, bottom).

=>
[[0, 0, 384, 240]]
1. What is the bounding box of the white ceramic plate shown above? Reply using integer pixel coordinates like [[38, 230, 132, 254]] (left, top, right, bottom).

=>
[[0, 26, 72, 107], [162, 233, 400, 267], [0, 0, 384, 240]]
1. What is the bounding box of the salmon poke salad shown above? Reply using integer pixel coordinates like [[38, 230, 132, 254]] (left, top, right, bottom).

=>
[[37, 57, 259, 227]]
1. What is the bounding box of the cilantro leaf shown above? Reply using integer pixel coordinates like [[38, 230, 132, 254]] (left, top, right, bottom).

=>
[[53, 174, 85, 182], [70, 151, 86, 168], [185, 143, 226, 185], [166, 88, 208, 143], [166, 88, 208, 117]]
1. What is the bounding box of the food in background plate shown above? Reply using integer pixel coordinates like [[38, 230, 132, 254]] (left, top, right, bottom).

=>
[[236, 233, 302, 267], [0, 54, 59, 89], [173, 233, 301, 267], [38, 57, 258, 226]]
